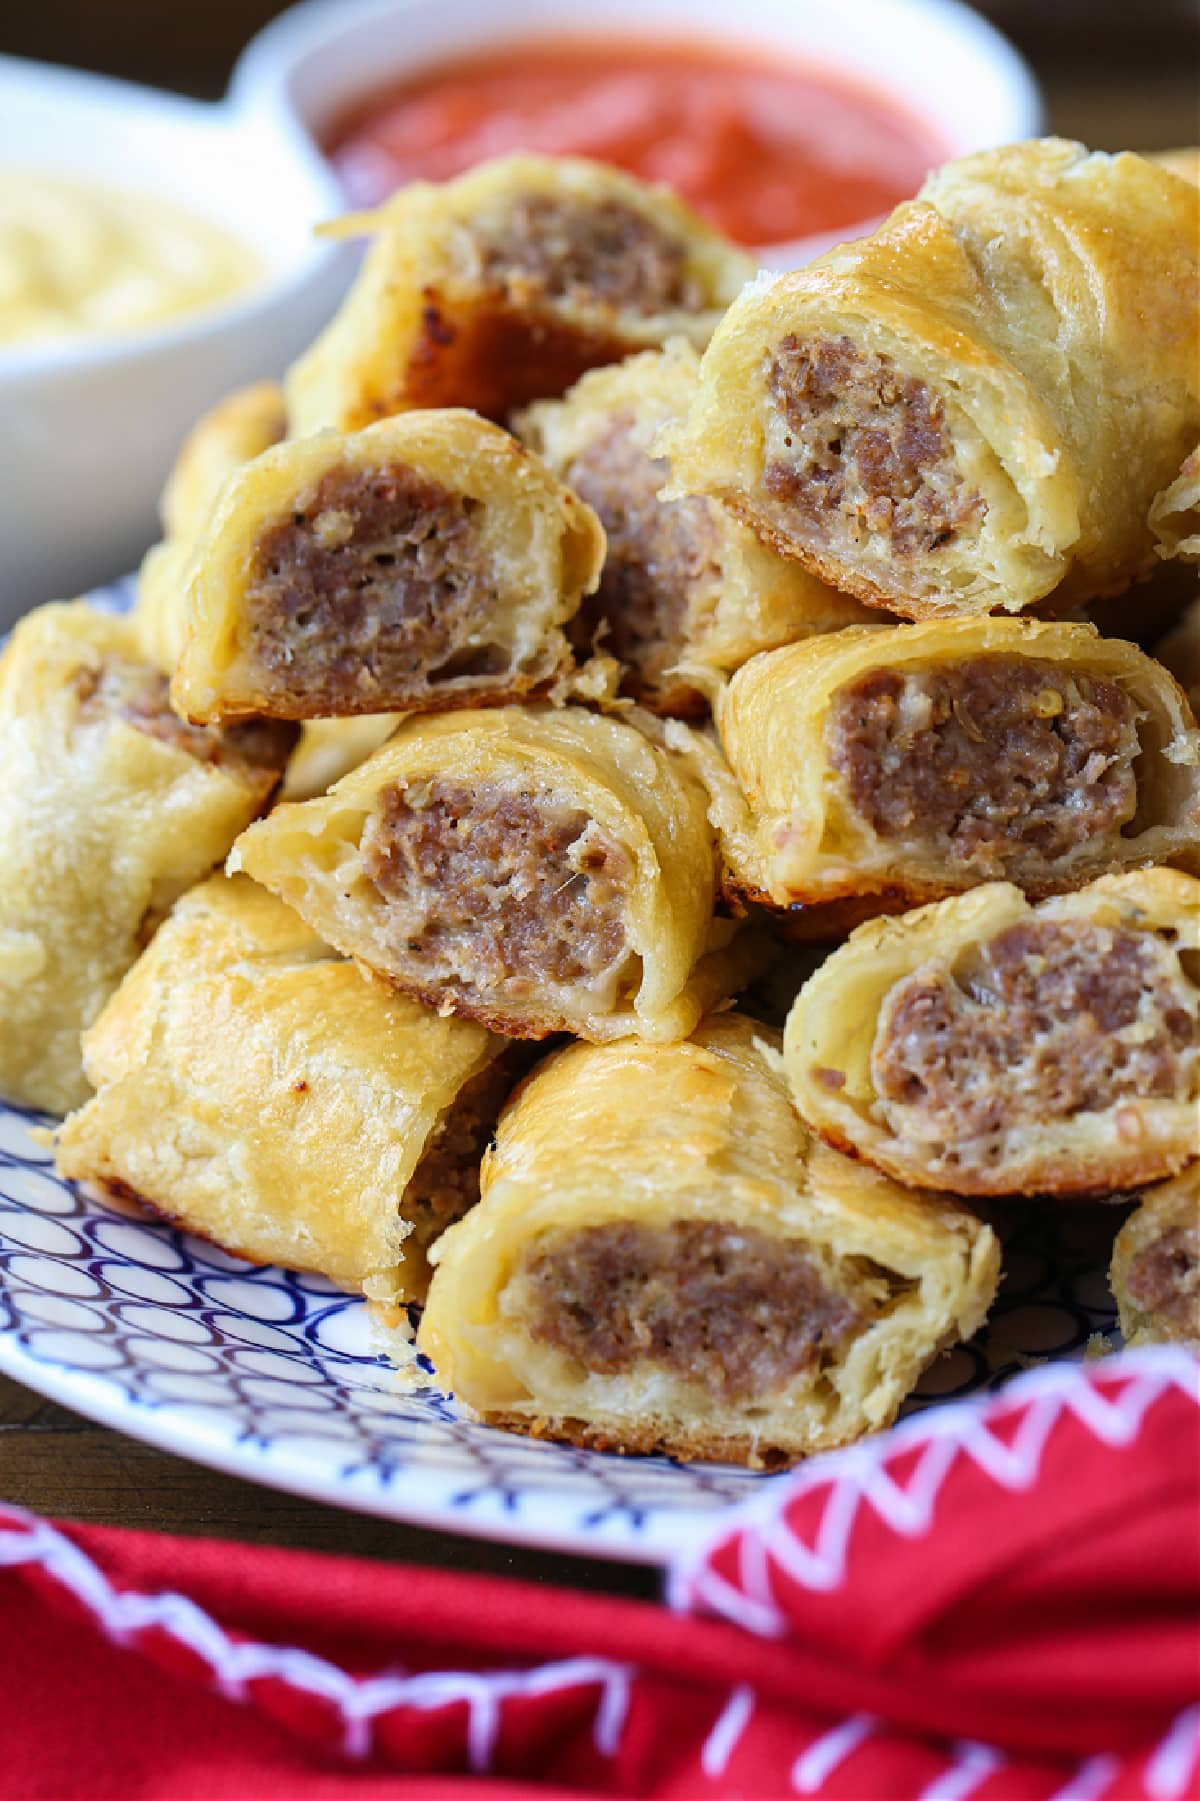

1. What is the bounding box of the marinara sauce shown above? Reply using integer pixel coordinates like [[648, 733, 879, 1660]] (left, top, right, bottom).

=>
[[327, 38, 943, 247]]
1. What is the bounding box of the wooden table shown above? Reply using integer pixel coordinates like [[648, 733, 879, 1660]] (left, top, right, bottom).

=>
[[2, 34, 1196, 1591]]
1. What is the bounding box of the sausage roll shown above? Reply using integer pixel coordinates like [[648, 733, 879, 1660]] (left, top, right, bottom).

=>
[[418, 1016, 1000, 1467], [56, 876, 517, 1305], [1150, 447, 1200, 565], [515, 341, 870, 716], [230, 705, 752, 1043], [1156, 598, 1200, 719], [1110, 1167, 1200, 1349], [784, 869, 1200, 1198], [135, 382, 288, 674], [708, 618, 1200, 919], [171, 411, 606, 725], [0, 604, 293, 1115], [662, 140, 1200, 619], [286, 154, 755, 435]]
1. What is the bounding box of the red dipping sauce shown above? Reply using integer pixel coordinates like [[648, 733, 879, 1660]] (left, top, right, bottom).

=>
[[328, 38, 945, 248]]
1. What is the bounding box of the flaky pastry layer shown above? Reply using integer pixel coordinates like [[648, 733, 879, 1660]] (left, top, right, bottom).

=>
[[707, 616, 1200, 917], [229, 704, 753, 1043], [287, 153, 755, 435], [171, 410, 605, 725], [418, 1016, 999, 1467], [662, 140, 1200, 619], [784, 868, 1200, 1197], [55, 876, 511, 1305], [0, 604, 292, 1114]]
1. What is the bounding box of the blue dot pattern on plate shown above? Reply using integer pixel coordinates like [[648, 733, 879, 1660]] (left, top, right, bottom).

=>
[[0, 1096, 1130, 1562]]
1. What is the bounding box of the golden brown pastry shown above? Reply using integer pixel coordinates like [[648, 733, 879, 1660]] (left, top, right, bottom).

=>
[[1110, 1166, 1200, 1348], [134, 382, 288, 674], [286, 154, 755, 434], [418, 1015, 1000, 1467], [159, 380, 288, 546], [662, 140, 1200, 620], [705, 618, 1200, 919], [784, 869, 1200, 1198], [1150, 447, 1200, 565], [230, 705, 753, 1042], [515, 340, 869, 716], [171, 411, 605, 725], [0, 604, 293, 1115], [1156, 597, 1200, 718], [56, 876, 517, 1305], [280, 713, 405, 802]]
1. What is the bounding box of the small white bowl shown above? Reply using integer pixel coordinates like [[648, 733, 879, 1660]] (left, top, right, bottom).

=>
[[0, 56, 347, 622], [233, 0, 1043, 271]]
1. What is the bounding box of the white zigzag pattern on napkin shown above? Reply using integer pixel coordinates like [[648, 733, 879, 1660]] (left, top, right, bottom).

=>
[[0, 1507, 631, 1768], [669, 1346, 1200, 1633]]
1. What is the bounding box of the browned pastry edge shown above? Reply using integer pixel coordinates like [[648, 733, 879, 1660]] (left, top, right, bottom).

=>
[[722, 875, 925, 943], [802, 1115, 1199, 1202], [352, 961, 576, 1042], [477, 1407, 876, 1470], [356, 292, 644, 428], [179, 666, 565, 729], [87, 1175, 283, 1271], [724, 497, 906, 616]]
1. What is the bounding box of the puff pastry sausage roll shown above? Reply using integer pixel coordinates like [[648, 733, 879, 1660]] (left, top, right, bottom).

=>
[[135, 382, 288, 674], [418, 1016, 1000, 1467], [708, 618, 1200, 918], [287, 154, 755, 434], [171, 411, 605, 725], [516, 341, 869, 715], [1110, 1167, 1200, 1349], [785, 869, 1200, 1197], [56, 876, 518, 1305], [231, 705, 749, 1042], [0, 604, 293, 1115], [663, 140, 1200, 619]]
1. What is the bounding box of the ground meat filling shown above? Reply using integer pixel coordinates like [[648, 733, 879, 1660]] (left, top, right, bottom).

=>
[[1126, 1225, 1200, 1337], [360, 778, 634, 1012], [76, 658, 293, 776], [521, 1220, 863, 1403], [870, 921, 1200, 1151], [405, 1053, 521, 1254], [473, 197, 703, 315], [763, 334, 984, 560], [246, 464, 503, 712], [829, 657, 1142, 875], [565, 415, 721, 696]]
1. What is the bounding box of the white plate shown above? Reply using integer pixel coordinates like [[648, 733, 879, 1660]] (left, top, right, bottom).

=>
[[0, 587, 1127, 1565]]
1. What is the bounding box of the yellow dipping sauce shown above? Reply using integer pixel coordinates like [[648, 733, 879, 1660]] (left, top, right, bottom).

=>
[[0, 169, 262, 348]]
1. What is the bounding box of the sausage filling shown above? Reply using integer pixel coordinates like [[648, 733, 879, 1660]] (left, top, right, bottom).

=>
[[870, 921, 1200, 1158], [763, 334, 984, 566], [519, 1219, 863, 1403], [360, 778, 635, 1025], [829, 656, 1142, 877], [405, 1053, 521, 1257], [77, 657, 294, 783], [1126, 1224, 1200, 1339], [472, 196, 703, 315], [245, 464, 509, 713], [565, 413, 720, 704]]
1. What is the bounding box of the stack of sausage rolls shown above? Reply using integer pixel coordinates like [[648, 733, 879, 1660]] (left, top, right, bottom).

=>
[[2, 140, 1196, 1470]]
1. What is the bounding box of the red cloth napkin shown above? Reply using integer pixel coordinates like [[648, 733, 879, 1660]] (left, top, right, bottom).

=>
[[3, 1346, 1198, 1800]]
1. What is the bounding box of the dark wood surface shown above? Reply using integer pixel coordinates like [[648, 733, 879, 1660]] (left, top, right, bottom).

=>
[[0, 15, 1195, 1588]]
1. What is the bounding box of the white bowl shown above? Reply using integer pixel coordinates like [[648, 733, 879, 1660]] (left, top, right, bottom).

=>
[[0, 56, 347, 622], [233, 0, 1043, 270]]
